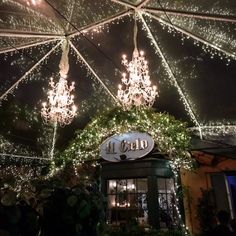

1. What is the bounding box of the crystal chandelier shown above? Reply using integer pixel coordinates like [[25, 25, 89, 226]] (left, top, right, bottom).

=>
[[117, 17, 158, 110], [41, 40, 77, 126]]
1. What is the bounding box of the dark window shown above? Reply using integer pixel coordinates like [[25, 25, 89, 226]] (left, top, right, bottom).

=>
[[157, 178, 177, 228]]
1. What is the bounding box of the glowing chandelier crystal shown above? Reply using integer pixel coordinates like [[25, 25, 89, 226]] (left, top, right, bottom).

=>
[[41, 40, 77, 126], [117, 16, 158, 110]]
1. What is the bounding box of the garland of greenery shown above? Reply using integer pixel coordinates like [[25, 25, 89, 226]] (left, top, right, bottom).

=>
[[60, 107, 193, 171], [0, 134, 37, 156]]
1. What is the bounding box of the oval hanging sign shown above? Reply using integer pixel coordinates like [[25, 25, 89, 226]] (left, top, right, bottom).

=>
[[100, 132, 154, 162]]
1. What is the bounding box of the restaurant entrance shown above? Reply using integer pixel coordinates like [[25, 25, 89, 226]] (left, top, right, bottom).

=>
[[101, 157, 178, 229]]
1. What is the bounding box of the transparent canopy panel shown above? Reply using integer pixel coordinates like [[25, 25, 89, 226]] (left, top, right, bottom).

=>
[[146, 0, 236, 16], [0, 0, 236, 149], [123, 0, 143, 6]]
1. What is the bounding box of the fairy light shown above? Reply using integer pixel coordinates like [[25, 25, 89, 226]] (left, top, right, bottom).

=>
[[60, 106, 192, 234], [138, 12, 202, 135], [117, 16, 158, 109], [72, 159, 79, 176], [0, 152, 48, 192], [0, 133, 39, 157], [190, 124, 236, 136], [170, 166, 190, 235], [69, 40, 119, 104], [41, 77, 77, 125], [41, 40, 77, 126], [0, 165, 42, 185], [61, 107, 192, 170], [0, 41, 62, 104], [0, 3, 235, 233], [118, 50, 158, 109], [0, 3, 234, 137], [144, 12, 236, 60]]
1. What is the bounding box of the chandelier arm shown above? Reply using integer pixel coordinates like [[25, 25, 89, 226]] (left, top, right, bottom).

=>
[[139, 13, 202, 129], [0, 40, 62, 102], [143, 7, 236, 23], [68, 10, 131, 38], [0, 38, 61, 55], [144, 11, 236, 59], [69, 40, 120, 105], [4, 0, 64, 32]]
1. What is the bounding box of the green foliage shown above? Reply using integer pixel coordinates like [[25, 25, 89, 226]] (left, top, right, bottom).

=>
[[61, 106, 192, 170], [98, 222, 185, 236], [0, 179, 105, 236], [39, 183, 104, 235], [0, 189, 40, 235], [0, 134, 37, 156], [0, 101, 53, 157]]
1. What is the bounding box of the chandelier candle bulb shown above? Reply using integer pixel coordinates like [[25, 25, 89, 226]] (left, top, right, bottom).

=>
[[117, 49, 158, 110]]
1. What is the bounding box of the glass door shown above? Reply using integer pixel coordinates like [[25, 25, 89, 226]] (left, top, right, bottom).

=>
[[157, 178, 177, 229]]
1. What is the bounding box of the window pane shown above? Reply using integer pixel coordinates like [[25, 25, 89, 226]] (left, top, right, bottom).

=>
[[108, 195, 116, 208], [117, 179, 127, 193], [166, 178, 174, 192], [108, 180, 117, 194], [107, 178, 148, 226], [157, 178, 176, 229], [127, 179, 136, 193], [137, 178, 148, 192], [157, 178, 166, 190]]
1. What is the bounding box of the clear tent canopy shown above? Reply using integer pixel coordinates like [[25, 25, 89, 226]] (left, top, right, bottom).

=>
[[0, 0, 236, 156]]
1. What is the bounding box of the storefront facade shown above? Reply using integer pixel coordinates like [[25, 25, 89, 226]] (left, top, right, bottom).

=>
[[182, 150, 236, 234], [101, 156, 179, 229]]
